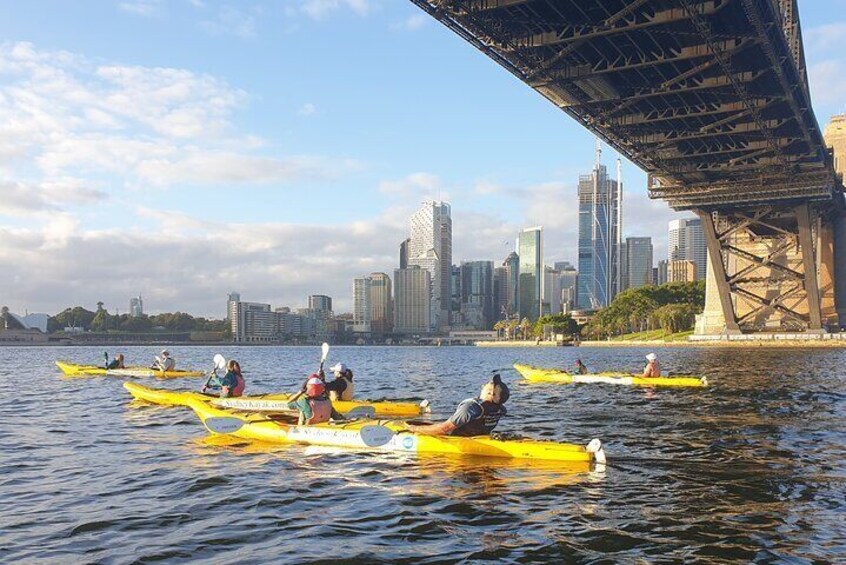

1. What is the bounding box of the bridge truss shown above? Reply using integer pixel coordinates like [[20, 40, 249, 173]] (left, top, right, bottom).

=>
[[410, 0, 844, 332]]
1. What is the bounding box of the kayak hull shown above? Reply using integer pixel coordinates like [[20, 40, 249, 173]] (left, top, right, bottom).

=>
[[57, 361, 205, 379], [187, 399, 602, 463], [124, 382, 430, 417], [513, 364, 707, 387]]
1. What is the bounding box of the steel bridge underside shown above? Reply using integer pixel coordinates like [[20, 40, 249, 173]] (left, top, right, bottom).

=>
[[410, 0, 845, 333], [410, 0, 838, 210]]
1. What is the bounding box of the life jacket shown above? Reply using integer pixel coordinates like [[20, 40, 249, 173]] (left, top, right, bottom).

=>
[[329, 375, 354, 402], [305, 396, 332, 424], [451, 399, 507, 437], [231, 373, 246, 397]]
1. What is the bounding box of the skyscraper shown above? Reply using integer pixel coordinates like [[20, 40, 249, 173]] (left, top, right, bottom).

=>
[[555, 262, 578, 312], [668, 218, 706, 281], [129, 295, 143, 317], [460, 261, 495, 330], [408, 201, 452, 332], [543, 266, 563, 315], [518, 227, 543, 322], [352, 277, 372, 333], [577, 141, 622, 309], [625, 237, 653, 289], [369, 272, 393, 335], [502, 251, 519, 319], [393, 267, 431, 334], [308, 295, 332, 313], [399, 238, 410, 269]]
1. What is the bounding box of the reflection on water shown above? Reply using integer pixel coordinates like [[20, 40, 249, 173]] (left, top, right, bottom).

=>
[[1, 344, 845, 563]]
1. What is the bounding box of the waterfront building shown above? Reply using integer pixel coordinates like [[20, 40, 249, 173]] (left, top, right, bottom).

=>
[[493, 266, 507, 322], [308, 295, 332, 313], [502, 251, 519, 319], [460, 261, 495, 330], [657, 260, 669, 285], [577, 141, 622, 309], [129, 295, 143, 317], [399, 238, 411, 270], [352, 276, 372, 334], [518, 226, 543, 322], [230, 300, 276, 343], [668, 260, 697, 283], [393, 266, 431, 334], [449, 265, 462, 327], [369, 272, 393, 335], [555, 262, 578, 311], [669, 218, 706, 281], [543, 265, 563, 315], [408, 200, 452, 332], [625, 237, 653, 289]]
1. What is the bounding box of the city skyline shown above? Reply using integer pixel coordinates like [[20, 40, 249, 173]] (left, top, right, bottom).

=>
[[2, 3, 845, 317]]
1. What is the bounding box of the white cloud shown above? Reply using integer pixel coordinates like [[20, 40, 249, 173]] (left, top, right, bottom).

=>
[[390, 14, 427, 32], [0, 179, 108, 217], [299, 0, 371, 21], [199, 5, 261, 39], [118, 0, 165, 17], [379, 172, 448, 199], [0, 41, 355, 187], [299, 102, 317, 116]]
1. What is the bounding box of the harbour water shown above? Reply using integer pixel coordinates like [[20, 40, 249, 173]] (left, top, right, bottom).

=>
[[1, 345, 844, 563]]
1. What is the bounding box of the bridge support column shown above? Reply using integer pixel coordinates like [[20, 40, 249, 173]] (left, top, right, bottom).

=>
[[833, 210, 846, 329], [693, 205, 830, 334]]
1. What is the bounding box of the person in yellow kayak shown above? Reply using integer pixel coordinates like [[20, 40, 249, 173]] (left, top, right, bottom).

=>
[[106, 353, 125, 369], [202, 360, 245, 398], [151, 349, 176, 371], [288, 375, 333, 425], [325, 362, 354, 401], [573, 359, 588, 375], [406, 374, 509, 437], [642, 352, 661, 377]]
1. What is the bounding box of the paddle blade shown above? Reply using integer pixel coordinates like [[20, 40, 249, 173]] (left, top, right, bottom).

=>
[[320, 342, 330, 363], [345, 406, 376, 419], [359, 425, 395, 447], [204, 416, 245, 434], [213, 354, 227, 371]]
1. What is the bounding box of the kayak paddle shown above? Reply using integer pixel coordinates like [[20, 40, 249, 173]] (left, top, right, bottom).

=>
[[203, 405, 377, 435], [201, 354, 228, 393], [288, 342, 330, 404]]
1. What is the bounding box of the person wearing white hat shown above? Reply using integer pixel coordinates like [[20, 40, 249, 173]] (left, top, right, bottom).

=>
[[642, 352, 661, 378], [151, 349, 176, 372], [325, 362, 355, 401]]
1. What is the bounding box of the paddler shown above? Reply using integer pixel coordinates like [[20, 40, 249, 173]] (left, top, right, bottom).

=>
[[202, 360, 246, 398], [642, 352, 661, 377], [574, 359, 588, 375], [325, 362, 354, 401], [151, 349, 176, 371], [288, 375, 333, 425], [406, 374, 509, 437], [106, 353, 125, 369]]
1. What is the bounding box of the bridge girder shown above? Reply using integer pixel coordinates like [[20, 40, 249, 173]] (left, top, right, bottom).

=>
[[409, 0, 839, 209]]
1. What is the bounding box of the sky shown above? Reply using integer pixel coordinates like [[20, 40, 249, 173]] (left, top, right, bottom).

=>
[[2, 0, 846, 318]]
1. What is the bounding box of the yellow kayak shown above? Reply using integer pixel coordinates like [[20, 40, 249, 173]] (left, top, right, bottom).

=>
[[124, 382, 431, 417], [186, 398, 605, 464], [56, 361, 205, 378], [514, 364, 708, 387]]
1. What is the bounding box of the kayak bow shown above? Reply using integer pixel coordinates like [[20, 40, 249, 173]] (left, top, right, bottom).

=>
[[124, 382, 431, 417]]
